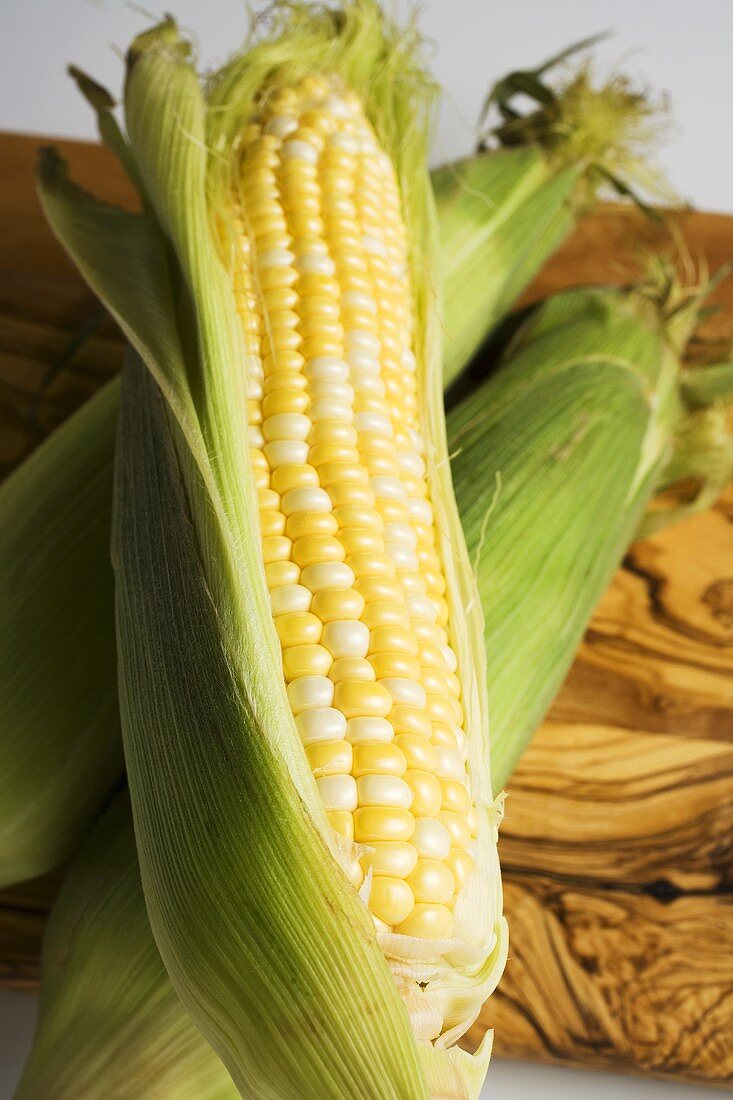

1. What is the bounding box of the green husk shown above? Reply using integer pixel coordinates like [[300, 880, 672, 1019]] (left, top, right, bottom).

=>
[[438, 39, 670, 387], [0, 22, 671, 890], [29, 4, 505, 1096], [14, 792, 236, 1100], [0, 381, 121, 886], [450, 272, 729, 787]]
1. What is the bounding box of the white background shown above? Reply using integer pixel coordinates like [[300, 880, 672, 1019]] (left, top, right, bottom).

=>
[[1, 1, 731, 1097], [1, 0, 732, 211]]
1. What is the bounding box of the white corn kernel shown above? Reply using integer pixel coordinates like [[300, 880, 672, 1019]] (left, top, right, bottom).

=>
[[281, 487, 332, 516], [346, 350, 380, 374], [317, 774, 358, 812], [304, 357, 350, 381], [287, 675, 335, 714], [257, 248, 296, 269], [296, 707, 348, 744], [379, 678, 427, 708], [264, 440, 309, 468], [440, 645, 458, 673], [385, 545, 419, 571], [345, 330, 380, 354], [296, 253, 336, 276], [412, 818, 451, 860], [270, 584, 312, 616], [341, 291, 377, 313], [301, 562, 355, 592], [383, 523, 417, 548], [370, 477, 407, 502], [322, 620, 370, 659], [435, 746, 465, 780], [405, 594, 438, 622], [346, 717, 394, 743], [357, 775, 413, 809], [354, 412, 392, 436], [407, 498, 432, 524], [282, 140, 319, 163]]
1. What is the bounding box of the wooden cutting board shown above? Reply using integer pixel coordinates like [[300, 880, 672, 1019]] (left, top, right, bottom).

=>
[[1, 132, 731, 1088]]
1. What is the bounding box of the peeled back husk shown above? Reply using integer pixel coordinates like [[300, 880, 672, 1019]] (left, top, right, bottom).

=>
[[28, 4, 505, 1097]]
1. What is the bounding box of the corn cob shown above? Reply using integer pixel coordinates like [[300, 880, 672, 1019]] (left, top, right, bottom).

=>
[[0, 30, 670, 890], [35, 5, 505, 1096]]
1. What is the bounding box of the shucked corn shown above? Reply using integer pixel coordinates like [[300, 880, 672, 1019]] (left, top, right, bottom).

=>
[[236, 73, 474, 938], [34, 7, 506, 1096]]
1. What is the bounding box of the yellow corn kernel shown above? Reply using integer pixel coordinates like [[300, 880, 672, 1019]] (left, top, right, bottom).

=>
[[327, 810, 354, 842], [306, 740, 353, 776], [367, 876, 415, 926], [271, 463, 319, 494], [446, 848, 473, 893], [393, 734, 438, 772], [275, 612, 322, 647], [394, 903, 453, 940], [389, 705, 432, 739], [368, 626, 418, 656], [408, 859, 454, 905], [265, 560, 300, 588], [310, 588, 365, 623], [329, 656, 376, 683], [282, 644, 333, 682], [262, 535, 292, 564], [352, 742, 407, 778], [292, 536, 346, 569], [285, 511, 338, 539], [359, 841, 418, 879], [441, 779, 470, 816], [404, 770, 443, 818], [361, 602, 411, 629], [333, 680, 392, 719], [354, 807, 415, 843], [369, 652, 421, 680], [259, 511, 287, 537], [436, 811, 470, 850]]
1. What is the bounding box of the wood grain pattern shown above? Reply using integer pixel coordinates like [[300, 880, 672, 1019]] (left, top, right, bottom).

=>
[[0, 133, 731, 1086]]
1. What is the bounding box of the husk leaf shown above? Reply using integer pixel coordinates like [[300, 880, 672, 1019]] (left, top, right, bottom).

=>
[[0, 381, 121, 887], [14, 792, 236, 1100]]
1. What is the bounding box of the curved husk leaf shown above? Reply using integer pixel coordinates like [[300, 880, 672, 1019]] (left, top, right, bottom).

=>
[[14, 792, 235, 1100], [449, 282, 696, 788], [0, 380, 121, 887], [115, 355, 426, 1099]]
